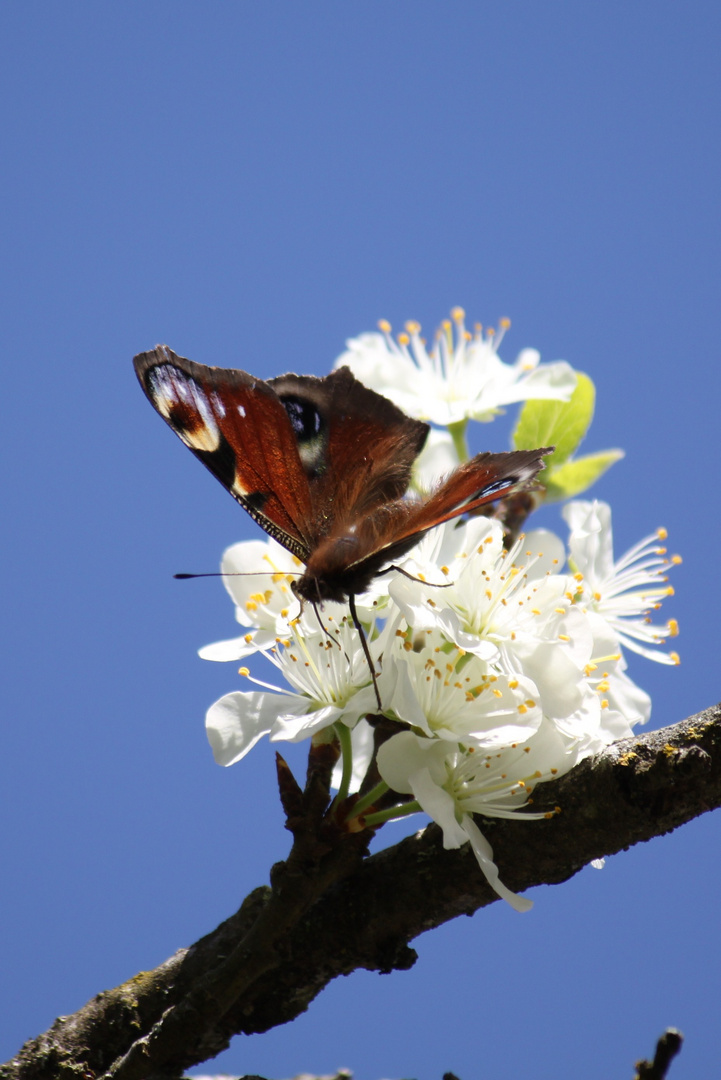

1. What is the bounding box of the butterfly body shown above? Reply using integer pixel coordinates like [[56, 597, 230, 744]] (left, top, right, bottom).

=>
[[133, 345, 553, 605]]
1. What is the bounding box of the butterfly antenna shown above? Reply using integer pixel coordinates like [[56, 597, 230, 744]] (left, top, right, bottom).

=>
[[348, 594, 383, 712], [380, 565, 453, 589], [174, 571, 301, 580]]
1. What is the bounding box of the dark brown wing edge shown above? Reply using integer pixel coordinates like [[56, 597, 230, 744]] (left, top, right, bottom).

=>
[[399, 447, 554, 537], [133, 346, 317, 559]]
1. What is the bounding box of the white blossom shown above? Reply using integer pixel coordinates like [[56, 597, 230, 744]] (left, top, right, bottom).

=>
[[376, 722, 577, 912], [335, 308, 576, 426], [195, 320, 679, 914], [205, 612, 381, 767], [563, 500, 680, 665]]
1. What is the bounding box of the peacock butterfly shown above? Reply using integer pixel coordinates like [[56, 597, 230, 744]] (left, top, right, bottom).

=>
[[133, 345, 552, 700]]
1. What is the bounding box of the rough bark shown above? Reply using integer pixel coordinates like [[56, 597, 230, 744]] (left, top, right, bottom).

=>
[[2, 703, 719, 1080]]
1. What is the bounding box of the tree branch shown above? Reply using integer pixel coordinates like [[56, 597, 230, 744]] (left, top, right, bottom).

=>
[[2, 703, 719, 1080]]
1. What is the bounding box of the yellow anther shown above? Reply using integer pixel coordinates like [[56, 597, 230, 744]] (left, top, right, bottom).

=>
[[377, 319, 392, 333], [451, 306, 465, 322], [668, 618, 679, 636], [405, 319, 421, 335], [657, 527, 668, 540], [397, 332, 410, 346]]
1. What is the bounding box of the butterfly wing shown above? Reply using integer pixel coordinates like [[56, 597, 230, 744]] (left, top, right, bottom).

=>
[[398, 448, 553, 536], [298, 447, 553, 600], [269, 365, 429, 520], [133, 348, 429, 564], [134, 346, 318, 558]]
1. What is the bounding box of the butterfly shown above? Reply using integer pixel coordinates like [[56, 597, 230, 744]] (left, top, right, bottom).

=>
[[134, 345, 552, 702]]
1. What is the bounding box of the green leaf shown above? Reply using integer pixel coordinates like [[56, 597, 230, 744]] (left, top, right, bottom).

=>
[[513, 371, 595, 467], [543, 449, 625, 502]]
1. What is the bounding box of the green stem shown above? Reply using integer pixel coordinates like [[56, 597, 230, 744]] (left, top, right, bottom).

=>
[[448, 419, 470, 463], [347, 780, 389, 821], [363, 799, 422, 828]]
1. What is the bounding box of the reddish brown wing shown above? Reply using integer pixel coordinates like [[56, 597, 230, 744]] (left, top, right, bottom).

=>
[[133, 347, 429, 562], [134, 347, 316, 558], [297, 447, 553, 602], [397, 448, 553, 538], [269, 366, 429, 526]]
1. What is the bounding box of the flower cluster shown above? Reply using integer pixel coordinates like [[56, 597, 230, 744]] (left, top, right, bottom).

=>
[[200, 310, 679, 911]]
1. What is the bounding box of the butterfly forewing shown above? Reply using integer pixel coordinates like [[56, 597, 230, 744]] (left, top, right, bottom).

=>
[[133, 347, 317, 558]]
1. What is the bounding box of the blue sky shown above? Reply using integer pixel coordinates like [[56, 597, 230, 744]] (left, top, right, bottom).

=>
[[1, 4, 719, 1078]]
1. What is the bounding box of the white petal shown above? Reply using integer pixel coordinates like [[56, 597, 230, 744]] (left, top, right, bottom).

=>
[[270, 702, 342, 743], [205, 689, 301, 766], [493, 360, 576, 405], [461, 816, 533, 913], [412, 767, 469, 849], [377, 731, 444, 793], [198, 631, 273, 661], [331, 719, 375, 792]]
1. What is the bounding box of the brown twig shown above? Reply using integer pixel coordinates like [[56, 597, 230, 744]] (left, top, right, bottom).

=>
[[634, 1028, 684, 1080]]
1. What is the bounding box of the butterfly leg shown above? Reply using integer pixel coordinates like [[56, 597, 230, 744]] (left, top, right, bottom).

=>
[[348, 594, 383, 712]]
